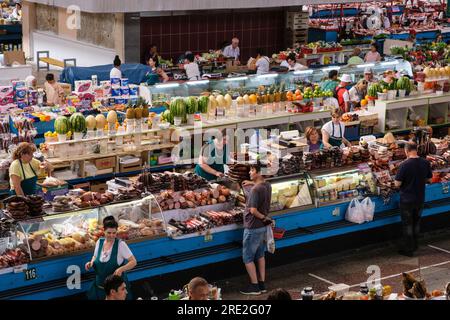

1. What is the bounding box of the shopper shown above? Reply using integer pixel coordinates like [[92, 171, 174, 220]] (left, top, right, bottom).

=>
[[44, 73, 65, 106], [182, 277, 210, 300], [364, 67, 376, 85], [321, 109, 352, 149], [334, 73, 352, 113], [184, 53, 201, 81], [10, 2, 21, 21], [394, 143, 432, 257], [9, 142, 52, 196], [146, 57, 169, 83], [240, 162, 273, 295], [110, 55, 122, 79], [280, 52, 308, 71], [364, 44, 382, 63], [104, 275, 128, 301], [223, 37, 240, 63], [267, 288, 292, 300], [86, 216, 137, 300], [305, 126, 323, 152], [194, 132, 229, 181], [320, 70, 340, 92], [349, 79, 368, 109], [253, 49, 271, 75]]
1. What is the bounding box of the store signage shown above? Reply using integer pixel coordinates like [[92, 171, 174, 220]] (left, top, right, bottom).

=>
[[24, 268, 37, 281]]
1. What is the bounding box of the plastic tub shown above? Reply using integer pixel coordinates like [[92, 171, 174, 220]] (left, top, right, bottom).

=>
[[377, 93, 388, 101]]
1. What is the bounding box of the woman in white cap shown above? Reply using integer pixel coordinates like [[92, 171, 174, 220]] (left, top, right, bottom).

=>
[[334, 74, 352, 113]]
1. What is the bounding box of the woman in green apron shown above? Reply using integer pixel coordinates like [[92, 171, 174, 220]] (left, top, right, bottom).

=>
[[194, 134, 229, 181], [85, 216, 137, 300], [321, 109, 352, 149], [9, 142, 52, 196]]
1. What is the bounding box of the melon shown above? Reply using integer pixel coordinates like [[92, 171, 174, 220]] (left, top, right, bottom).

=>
[[54, 116, 70, 135], [95, 114, 106, 129], [69, 113, 86, 133], [209, 95, 218, 109], [224, 94, 232, 108], [236, 96, 244, 105], [439, 67, 446, 77], [107, 110, 117, 124], [445, 66, 450, 76], [423, 67, 430, 77], [216, 95, 226, 108], [243, 94, 250, 104], [85, 115, 96, 130]]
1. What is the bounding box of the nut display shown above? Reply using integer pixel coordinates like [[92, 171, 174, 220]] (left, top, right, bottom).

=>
[[136, 171, 209, 193], [73, 191, 114, 208], [26, 195, 45, 217], [52, 196, 72, 212], [4, 195, 29, 219]]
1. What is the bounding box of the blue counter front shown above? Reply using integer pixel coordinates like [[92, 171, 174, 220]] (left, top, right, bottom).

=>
[[0, 183, 449, 300]]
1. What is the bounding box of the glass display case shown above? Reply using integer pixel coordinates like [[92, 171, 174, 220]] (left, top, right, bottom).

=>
[[17, 195, 165, 261], [309, 167, 377, 207], [0, 218, 31, 270], [142, 59, 412, 104]]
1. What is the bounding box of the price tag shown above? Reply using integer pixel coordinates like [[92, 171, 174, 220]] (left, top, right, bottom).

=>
[[24, 267, 37, 281]]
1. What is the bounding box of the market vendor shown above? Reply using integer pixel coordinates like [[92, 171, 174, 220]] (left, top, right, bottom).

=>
[[85, 216, 137, 300], [184, 53, 201, 81], [348, 79, 368, 109], [110, 55, 122, 79], [44, 73, 65, 106], [382, 70, 396, 84], [146, 57, 169, 84], [321, 109, 352, 149], [10, 2, 21, 21], [364, 44, 382, 63], [144, 44, 159, 65], [347, 48, 364, 65], [280, 52, 308, 71], [250, 49, 270, 75], [223, 37, 240, 63], [194, 133, 229, 181], [305, 127, 323, 152], [9, 142, 52, 196], [320, 70, 339, 92]]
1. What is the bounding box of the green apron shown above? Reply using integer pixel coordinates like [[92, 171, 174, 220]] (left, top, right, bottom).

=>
[[87, 238, 132, 300], [329, 123, 343, 147], [194, 141, 228, 181], [11, 160, 38, 196]]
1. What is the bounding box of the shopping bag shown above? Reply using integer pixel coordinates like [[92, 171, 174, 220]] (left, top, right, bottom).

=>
[[360, 197, 375, 222], [345, 198, 365, 224], [266, 226, 276, 254]]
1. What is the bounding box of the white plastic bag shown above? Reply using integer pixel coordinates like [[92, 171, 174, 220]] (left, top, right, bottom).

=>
[[266, 226, 275, 254], [345, 198, 365, 224], [360, 197, 375, 222]]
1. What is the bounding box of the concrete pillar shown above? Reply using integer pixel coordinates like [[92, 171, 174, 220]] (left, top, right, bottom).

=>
[[22, 1, 37, 59], [124, 13, 140, 63], [114, 13, 125, 62]]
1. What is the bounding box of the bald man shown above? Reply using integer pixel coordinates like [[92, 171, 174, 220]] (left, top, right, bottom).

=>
[[223, 37, 240, 63]]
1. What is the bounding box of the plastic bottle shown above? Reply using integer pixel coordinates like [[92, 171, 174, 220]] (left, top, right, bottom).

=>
[[301, 287, 314, 300]]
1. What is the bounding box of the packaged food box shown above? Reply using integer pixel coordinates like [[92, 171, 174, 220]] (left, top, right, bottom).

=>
[[75, 80, 93, 93], [16, 99, 28, 108], [120, 86, 130, 96], [129, 84, 139, 96], [110, 77, 121, 85], [120, 78, 129, 86], [0, 86, 14, 98], [15, 87, 27, 99], [11, 80, 25, 90], [111, 85, 121, 97]]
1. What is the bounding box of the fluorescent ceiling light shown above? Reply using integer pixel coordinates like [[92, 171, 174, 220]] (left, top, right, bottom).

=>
[[294, 70, 314, 75], [356, 63, 375, 69], [155, 83, 180, 88], [186, 80, 209, 85], [382, 61, 399, 66], [322, 66, 341, 71], [226, 76, 248, 81], [256, 73, 278, 78]]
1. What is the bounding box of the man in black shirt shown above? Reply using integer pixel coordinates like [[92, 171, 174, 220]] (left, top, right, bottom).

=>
[[395, 143, 432, 257]]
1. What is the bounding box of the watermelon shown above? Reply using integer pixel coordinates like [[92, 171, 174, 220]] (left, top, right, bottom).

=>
[[185, 97, 198, 114], [198, 96, 209, 113], [69, 113, 86, 132], [162, 110, 173, 124], [54, 116, 70, 135], [368, 83, 383, 97], [396, 76, 412, 92], [85, 115, 96, 130], [170, 98, 186, 118]]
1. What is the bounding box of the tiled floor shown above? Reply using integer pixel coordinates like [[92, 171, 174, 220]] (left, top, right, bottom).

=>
[[219, 229, 450, 300]]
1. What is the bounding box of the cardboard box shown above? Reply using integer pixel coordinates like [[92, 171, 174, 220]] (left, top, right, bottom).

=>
[[72, 182, 90, 190], [119, 164, 142, 173], [4, 50, 25, 66], [94, 157, 115, 170], [91, 182, 107, 193]]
